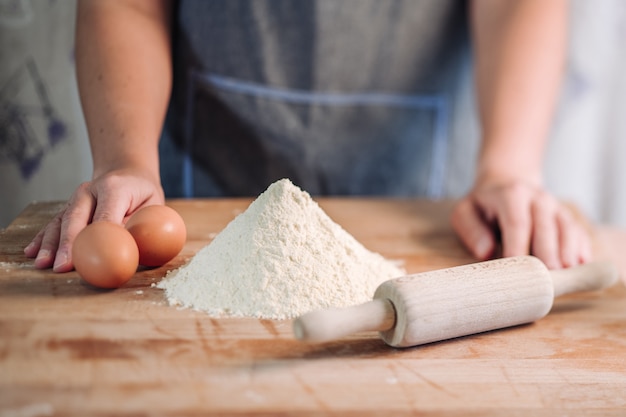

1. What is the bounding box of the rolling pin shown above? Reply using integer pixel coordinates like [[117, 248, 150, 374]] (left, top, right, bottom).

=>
[[293, 256, 618, 348]]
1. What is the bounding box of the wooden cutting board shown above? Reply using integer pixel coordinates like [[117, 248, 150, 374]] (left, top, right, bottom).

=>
[[1, 198, 625, 416]]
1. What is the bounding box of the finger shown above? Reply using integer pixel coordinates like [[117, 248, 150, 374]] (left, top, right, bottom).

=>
[[31, 213, 63, 269], [53, 184, 97, 272], [498, 189, 532, 258], [578, 226, 593, 264], [451, 199, 496, 260], [91, 192, 132, 225], [530, 198, 561, 269], [557, 209, 588, 267], [24, 226, 47, 258]]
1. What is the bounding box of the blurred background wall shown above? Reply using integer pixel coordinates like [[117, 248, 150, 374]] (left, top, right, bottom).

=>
[[0, 0, 91, 228], [1, 0, 624, 229], [544, 0, 626, 228]]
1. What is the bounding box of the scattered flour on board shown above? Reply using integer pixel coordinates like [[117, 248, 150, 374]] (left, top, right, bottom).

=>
[[157, 178, 405, 319]]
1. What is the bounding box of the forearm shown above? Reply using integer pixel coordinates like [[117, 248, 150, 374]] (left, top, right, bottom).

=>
[[471, 0, 567, 187], [76, 0, 173, 182]]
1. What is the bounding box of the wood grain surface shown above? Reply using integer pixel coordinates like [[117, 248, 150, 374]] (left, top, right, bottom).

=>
[[1, 198, 625, 416]]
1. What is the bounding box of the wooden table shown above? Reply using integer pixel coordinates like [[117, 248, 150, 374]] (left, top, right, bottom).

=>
[[1, 199, 625, 416]]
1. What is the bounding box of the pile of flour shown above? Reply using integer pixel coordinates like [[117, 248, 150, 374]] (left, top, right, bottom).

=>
[[157, 178, 405, 319]]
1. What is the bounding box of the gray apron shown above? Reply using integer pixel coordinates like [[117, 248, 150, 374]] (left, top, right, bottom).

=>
[[161, 0, 470, 198]]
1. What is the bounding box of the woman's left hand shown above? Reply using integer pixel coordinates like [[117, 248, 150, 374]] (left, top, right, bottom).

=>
[[451, 179, 592, 269]]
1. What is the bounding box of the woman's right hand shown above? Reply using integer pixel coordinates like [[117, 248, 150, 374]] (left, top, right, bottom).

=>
[[32, 0, 174, 273], [24, 168, 165, 273]]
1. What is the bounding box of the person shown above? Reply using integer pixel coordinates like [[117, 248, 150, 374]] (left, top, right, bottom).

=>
[[24, 0, 591, 272]]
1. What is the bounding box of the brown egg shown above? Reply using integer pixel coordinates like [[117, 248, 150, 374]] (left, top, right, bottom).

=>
[[72, 222, 139, 289], [125, 205, 187, 267]]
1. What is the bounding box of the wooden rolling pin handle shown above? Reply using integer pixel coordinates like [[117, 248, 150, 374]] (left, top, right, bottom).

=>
[[293, 259, 619, 345], [293, 298, 395, 343], [551, 261, 618, 298]]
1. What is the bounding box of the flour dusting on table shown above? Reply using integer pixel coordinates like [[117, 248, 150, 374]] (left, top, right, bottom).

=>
[[157, 178, 405, 319]]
